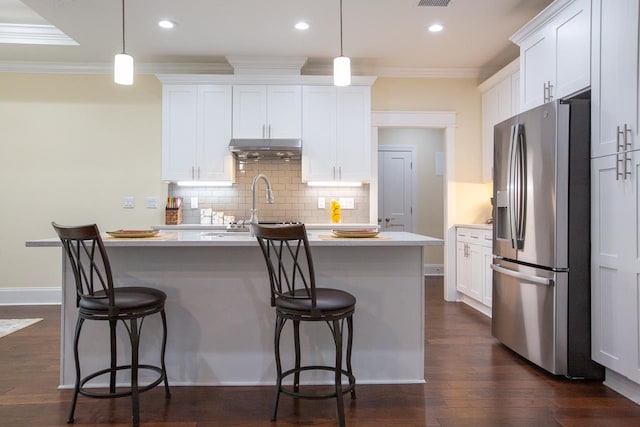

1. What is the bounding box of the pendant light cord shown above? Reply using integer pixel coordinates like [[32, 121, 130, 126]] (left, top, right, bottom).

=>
[[339, 0, 344, 56], [121, 0, 126, 54]]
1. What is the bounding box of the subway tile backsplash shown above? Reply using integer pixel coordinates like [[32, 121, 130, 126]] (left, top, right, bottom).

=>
[[168, 160, 370, 224]]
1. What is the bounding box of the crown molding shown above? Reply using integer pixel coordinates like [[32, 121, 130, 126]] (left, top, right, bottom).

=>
[[304, 62, 493, 79], [225, 56, 308, 75], [0, 23, 77, 45], [0, 61, 233, 74], [477, 57, 519, 92], [156, 73, 377, 86], [0, 59, 494, 80], [510, 0, 574, 45]]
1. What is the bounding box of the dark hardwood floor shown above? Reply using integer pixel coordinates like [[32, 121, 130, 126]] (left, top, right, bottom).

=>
[[2, 277, 640, 426]]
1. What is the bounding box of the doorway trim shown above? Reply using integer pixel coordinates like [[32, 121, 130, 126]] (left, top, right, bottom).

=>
[[378, 145, 417, 232], [371, 110, 457, 302]]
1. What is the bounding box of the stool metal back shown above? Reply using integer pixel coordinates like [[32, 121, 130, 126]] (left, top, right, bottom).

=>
[[53, 222, 170, 426], [254, 223, 356, 426]]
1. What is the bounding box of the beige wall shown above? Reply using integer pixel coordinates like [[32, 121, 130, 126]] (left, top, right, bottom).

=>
[[1, 73, 486, 289], [378, 128, 445, 264], [1, 74, 166, 287], [372, 77, 482, 183]]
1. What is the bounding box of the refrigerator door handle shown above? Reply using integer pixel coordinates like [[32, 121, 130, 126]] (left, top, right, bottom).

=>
[[507, 124, 518, 249], [491, 263, 554, 286], [515, 124, 527, 249]]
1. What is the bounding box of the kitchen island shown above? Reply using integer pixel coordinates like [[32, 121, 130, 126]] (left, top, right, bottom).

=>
[[27, 230, 442, 388]]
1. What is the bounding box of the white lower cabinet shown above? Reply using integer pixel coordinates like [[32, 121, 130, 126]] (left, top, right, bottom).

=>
[[591, 150, 640, 383], [455, 226, 493, 316]]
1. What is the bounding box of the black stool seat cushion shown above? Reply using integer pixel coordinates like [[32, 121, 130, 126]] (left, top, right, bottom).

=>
[[276, 288, 356, 313], [80, 287, 167, 313]]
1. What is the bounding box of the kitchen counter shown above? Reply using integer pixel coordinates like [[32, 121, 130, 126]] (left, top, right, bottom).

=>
[[27, 231, 442, 388], [27, 230, 441, 248], [455, 223, 493, 230], [151, 223, 379, 231]]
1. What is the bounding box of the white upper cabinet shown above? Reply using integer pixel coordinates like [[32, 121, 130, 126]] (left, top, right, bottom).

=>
[[513, 0, 591, 112], [162, 85, 234, 182], [479, 59, 520, 183], [232, 85, 302, 139], [301, 85, 371, 183], [591, 0, 640, 158]]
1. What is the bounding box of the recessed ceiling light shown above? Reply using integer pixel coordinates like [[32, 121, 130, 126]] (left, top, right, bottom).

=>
[[429, 23, 444, 32], [158, 20, 176, 29], [295, 21, 310, 30]]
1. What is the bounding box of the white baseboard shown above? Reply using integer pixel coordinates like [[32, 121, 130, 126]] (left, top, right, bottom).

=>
[[604, 369, 640, 405], [0, 287, 62, 305], [424, 264, 444, 276], [458, 293, 492, 318]]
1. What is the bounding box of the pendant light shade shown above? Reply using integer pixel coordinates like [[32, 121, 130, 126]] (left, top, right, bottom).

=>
[[333, 56, 351, 86], [333, 0, 351, 86], [114, 0, 134, 85], [114, 53, 134, 85]]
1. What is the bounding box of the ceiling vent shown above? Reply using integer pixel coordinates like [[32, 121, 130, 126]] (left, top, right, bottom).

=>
[[418, 0, 451, 6]]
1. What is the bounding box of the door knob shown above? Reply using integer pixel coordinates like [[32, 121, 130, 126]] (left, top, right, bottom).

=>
[[385, 217, 391, 222], [378, 218, 382, 223]]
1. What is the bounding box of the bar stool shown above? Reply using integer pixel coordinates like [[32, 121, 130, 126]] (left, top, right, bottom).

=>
[[253, 223, 356, 426], [52, 222, 170, 426]]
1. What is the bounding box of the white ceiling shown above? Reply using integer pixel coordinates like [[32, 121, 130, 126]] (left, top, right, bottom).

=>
[[0, 0, 553, 77]]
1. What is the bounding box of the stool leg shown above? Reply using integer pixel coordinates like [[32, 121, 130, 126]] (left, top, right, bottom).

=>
[[67, 317, 84, 424], [332, 319, 345, 427], [130, 318, 140, 427], [160, 309, 171, 398], [272, 315, 286, 421], [109, 319, 117, 394], [346, 315, 356, 400], [293, 319, 301, 393]]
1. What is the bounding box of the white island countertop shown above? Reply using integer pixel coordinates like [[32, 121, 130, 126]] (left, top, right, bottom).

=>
[[26, 230, 443, 248]]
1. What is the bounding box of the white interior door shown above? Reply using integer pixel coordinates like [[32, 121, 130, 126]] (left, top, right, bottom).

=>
[[378, 150, 413, 231]]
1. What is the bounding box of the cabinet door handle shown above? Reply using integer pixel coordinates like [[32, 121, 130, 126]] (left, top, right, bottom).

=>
[[624, 123, 632, 151], [625, 151, 632, 179], [268, 124, 272, 139], [198, 166, 201, 180], [547, 81, 553, 101], [338, 166, 342, 180], [617, 125, 624, 153], [332, 166, 336, 180], [192, 166, 195, 180], [262, 124, 265, 138], [616, 153, 623, 180]]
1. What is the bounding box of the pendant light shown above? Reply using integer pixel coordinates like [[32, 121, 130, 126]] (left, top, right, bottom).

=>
[[114, 0, 134, 85], [333, 0, 351, 86]]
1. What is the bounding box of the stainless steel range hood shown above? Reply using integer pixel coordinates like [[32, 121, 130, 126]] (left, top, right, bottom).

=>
[[228, 138, 302, 160]]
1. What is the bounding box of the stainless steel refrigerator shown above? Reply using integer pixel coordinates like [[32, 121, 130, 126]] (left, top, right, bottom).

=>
[[491, 97, 603, 379]]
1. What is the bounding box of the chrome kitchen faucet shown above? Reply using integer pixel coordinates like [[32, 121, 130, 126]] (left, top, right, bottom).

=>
[[249, 173, 274, 235]]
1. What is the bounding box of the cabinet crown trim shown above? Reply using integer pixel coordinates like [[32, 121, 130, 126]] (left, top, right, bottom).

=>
[[510, 0, 577, 45], [478, 58, 519, 92], [156, 74, 377, 86]]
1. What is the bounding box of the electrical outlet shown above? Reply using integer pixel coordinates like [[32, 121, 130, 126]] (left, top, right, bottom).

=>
[[191, 197, 198, 209], [145, 197, 158, 209], [339, 197, 354, 209], [123, 196, 135, 209], [318, 197, 325, 209]]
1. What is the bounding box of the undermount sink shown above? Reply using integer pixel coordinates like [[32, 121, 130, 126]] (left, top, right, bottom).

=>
[[200, 231, 249, 238]]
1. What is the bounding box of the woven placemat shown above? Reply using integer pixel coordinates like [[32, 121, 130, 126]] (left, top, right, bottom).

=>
[[103, 233, 177, 241], [317, 234, 390, 241]]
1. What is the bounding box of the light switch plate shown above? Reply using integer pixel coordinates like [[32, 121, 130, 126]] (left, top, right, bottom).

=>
[[318, 197, 325, 209], [339, 197, 354, 209], [191, 197, 199, 209], [145, 197, 158, 209], [123, 196, 135, 209]]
